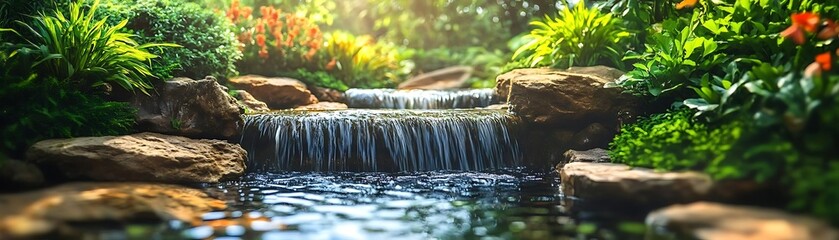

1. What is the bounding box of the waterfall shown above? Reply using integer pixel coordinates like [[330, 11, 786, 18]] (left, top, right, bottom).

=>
[[345, 89, 498, 109], [239, 109, 522, 172]]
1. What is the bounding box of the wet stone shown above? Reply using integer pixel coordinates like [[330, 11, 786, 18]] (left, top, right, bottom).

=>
[[646, 202, 839, 240], [559, 162, 714, 210]]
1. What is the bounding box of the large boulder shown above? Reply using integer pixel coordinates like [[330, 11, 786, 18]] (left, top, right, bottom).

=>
[[398, 66, 473, 90], [0, 182, 226, 238], [229, 75, 318, 109], [495, 66, 642, 128], [233, 90, 270, 112], [26, 133, 246, 183], [132, 76, 244, 140], [646, 202, 838, 240]]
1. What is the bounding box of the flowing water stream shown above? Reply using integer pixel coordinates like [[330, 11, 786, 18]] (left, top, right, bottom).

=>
[[345, 89, 498, 109], [59, 89, 646, 239]]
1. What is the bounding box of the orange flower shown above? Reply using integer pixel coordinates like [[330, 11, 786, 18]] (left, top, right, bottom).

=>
[[308, 28, 319, 38], [791, 12, 820, 32], [675, 0, 697, 10], [325, 58, 337, 71], [256, 34, 266, 47], [255, 20, 265, 34], [241, 7, 253, 20], [305, 48, 317, 61], [818, 19, 839, 40], [259, 47, 269, 59], [816, 52, 832, 71], [781, 24, 806, 45], [804, 62, 822, 78]]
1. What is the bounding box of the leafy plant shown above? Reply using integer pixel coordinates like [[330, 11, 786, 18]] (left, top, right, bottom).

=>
[[323, 31, 410, 89], [513, 0, 630, 69], [94, 0, 241, 81], [12, 0, 176, 94], [0, 44, 136, 158], [229, 1, 325, 75], [609, 109, 751, 180], [617, 13, 728, 98]]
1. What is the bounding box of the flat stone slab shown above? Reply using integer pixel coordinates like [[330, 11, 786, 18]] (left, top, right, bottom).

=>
[[560, 162, 714, 208], [27, 132, 246, 183], [647, 202, 839, 240], [0, 182, 226, 238]]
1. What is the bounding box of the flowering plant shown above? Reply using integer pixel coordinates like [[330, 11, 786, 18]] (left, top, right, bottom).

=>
[[226, 0, 325, 75]]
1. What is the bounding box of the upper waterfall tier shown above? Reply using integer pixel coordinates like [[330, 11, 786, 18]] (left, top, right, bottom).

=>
[[345, 89, 498, 109], [240, 109, 522, 172]]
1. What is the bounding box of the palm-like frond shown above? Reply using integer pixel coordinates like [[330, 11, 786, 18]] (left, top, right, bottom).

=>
[[13, 0, 179, 94]]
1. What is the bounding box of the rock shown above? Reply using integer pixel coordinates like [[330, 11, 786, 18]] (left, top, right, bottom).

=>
[[26, 133, 246, 183], [398, 66, 473, 90], [229, 75, 318, 109], [234, 90, 270, 112], [133, 76, 244, 140], [484, 104, 510, 110], [569, 123, 614, 150], [646, 202, 839, 240], [562, 148, 609, 166], [295, 102, 349, 110], [0, 159, 45, 190], [559, 162, 714, 209], [495, 66, 642, 128], [0, 182, 226, 238], [309, 86, 346, 103]]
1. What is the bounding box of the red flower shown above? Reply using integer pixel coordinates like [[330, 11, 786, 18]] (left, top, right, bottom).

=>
[[818, 19, 839, 40], [791, 13, 820, 32], [675, 0, 697, 10], [816, 52, 832, 71]]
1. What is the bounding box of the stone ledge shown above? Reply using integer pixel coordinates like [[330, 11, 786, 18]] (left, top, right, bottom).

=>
[[646, 202, 838, 240]]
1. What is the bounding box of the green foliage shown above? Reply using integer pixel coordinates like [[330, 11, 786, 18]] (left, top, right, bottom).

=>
[[0, 44, 136, 158], [332, 0, 558, 50], [283, 69, 346, 91], [609, 109, 750, 180], [94, 0, 242, 80], [513, 1, 630, 70], [322, 31, 410, 89], [615, 0, 832, 99], [12, 0, 174, 94]]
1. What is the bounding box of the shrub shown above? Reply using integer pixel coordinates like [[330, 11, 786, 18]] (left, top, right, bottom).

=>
[[94, 0, 242, 80], [228, 1, 325, 76], [0, 44, 136, 158], [512, 1, 630, 69], [11, 0, 175, 94], [322, 31, 408, 89], [608, 109, 751, 180]]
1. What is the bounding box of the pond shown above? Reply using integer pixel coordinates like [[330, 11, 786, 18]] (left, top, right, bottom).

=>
[[71, 169, 647, 240]]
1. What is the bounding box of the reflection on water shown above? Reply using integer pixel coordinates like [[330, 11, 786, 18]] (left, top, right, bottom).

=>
[[63, 169, 646, 239], [190, 169, 644, 239]]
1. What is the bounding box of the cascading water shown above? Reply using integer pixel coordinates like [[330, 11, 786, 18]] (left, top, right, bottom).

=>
[[239, 109, 522, 172], [345, 88, 498, 109]]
